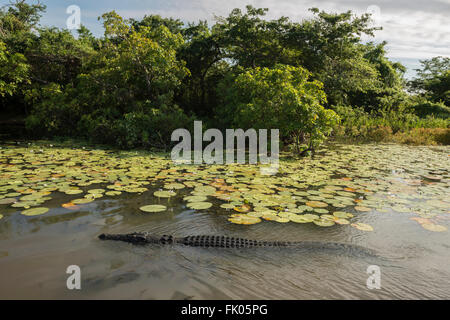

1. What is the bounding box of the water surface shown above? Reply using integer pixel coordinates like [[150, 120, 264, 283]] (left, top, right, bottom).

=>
[[0, 142, 449, 299]]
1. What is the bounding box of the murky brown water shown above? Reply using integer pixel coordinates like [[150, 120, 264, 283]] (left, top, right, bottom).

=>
[[0, 143, 449, 299]]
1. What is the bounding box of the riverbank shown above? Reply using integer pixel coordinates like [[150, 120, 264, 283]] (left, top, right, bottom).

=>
[[333, 126, 450, 145]]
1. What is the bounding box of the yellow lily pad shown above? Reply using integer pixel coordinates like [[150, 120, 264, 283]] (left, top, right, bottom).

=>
[[421, 223, 447, 232], [351, 222, 374, 231], [306, 201, 328, 208], [228, 214, 261, 225], [354, 206, 372, 212], [314, 219, 335, 227]]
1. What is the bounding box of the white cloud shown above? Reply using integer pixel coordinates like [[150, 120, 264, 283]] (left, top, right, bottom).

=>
[[40, 0, 450, 76], [125, 0, 449, 63]]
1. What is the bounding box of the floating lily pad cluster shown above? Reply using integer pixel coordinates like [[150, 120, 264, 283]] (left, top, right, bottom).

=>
[[0, 143, 448, 233]]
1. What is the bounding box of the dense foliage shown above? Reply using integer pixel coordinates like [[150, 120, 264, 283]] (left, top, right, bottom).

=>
[[0, 1, 449, 152], [219, 65, 339, 152]]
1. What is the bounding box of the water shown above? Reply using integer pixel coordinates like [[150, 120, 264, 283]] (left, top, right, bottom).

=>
[[0, 142, 449, 299]]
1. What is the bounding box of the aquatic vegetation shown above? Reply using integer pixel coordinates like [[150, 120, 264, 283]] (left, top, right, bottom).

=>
[[21, 207, 49, 216], [0, 142, 449, 234], [187, 202, 213, 210], [421, 223, 447, 232], [140, 205, 167, 213], [351, 223, 374, 232]]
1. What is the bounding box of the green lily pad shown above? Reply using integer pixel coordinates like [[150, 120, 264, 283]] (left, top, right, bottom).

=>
[[21, 207, 49, 216], [72, 198, 94, 204], [88, 189, 105, 194], [154, 190, 176, 198], [333, 211, 353, 219], [105, 191, 122, 196], [275, 217, 290, 223], [187, 202, 212, 210], [164, 183, 185, 190], [183, 195, 208, 202], [140, 205, 167, 213], [220, 203, 235, 209], [0, 198, 16, 205], [65, 189, 83, 195]]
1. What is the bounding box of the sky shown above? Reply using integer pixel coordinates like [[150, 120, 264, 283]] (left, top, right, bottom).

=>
[[3, 0, 450, 78]]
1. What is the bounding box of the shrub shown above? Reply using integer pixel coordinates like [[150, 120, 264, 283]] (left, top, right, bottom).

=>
[[409, 101, 450, 119], [393, 128, 450, 145]]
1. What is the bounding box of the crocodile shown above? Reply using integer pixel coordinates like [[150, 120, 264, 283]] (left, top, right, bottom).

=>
[[99, 232, 379, 257]]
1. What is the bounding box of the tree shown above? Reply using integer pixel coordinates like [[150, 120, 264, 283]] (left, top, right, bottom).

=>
[[25, 11, 192, 148], [177, 20, 226, 117], [0, 0, 45, 111], [219, 64, 339, 154], [0, 40, 29, 97], [285, 8, 394, 108], [409, 56, 450, 106], [213, 5, 297, 69]]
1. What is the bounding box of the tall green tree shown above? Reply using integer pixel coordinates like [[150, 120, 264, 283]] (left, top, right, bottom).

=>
[[285, 8, 401, 109], [409, 56, 450, 106], [219, 64, 339, 153], [0, 40, 29, 97], [213, 5, 297, 69]]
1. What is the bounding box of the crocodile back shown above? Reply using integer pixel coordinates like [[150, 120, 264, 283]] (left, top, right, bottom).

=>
[[180, 235, 294, 248]]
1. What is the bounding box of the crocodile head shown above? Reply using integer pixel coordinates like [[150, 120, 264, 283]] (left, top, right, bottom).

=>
[[99, 232, 159, 244]]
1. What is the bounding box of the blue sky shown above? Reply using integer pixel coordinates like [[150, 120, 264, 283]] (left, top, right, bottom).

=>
[[3, 0, 450, 78]]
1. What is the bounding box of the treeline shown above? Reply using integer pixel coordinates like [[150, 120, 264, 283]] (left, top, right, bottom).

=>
[[1, 1, 449, 151]]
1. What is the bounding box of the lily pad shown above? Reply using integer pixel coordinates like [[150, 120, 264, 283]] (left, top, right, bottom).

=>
[[220, 203, 235, 209], [0, 198, 16, 205], [65, 189, 83, 195], [314, 219, 335, 227], [234, 204, 251, 213], [154, 190, 176, 198], [187, 202, 212, 210], [306, 201, 328, 208], [421, 223, 447, 232], [228, 214, 261, 225], [164, 183, 185, 190], [354, 206, 372, 212], [105, 191, 122, 196], [72, 198, 94, 204], [21, 207, 49, 216], [351, 222, 374, 231], [333, 217, 350, 225], [333, 211, 354, 219], [183, 195, 207, 202], [140, 205, 167, 213], [88, 189, 105, 194]]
